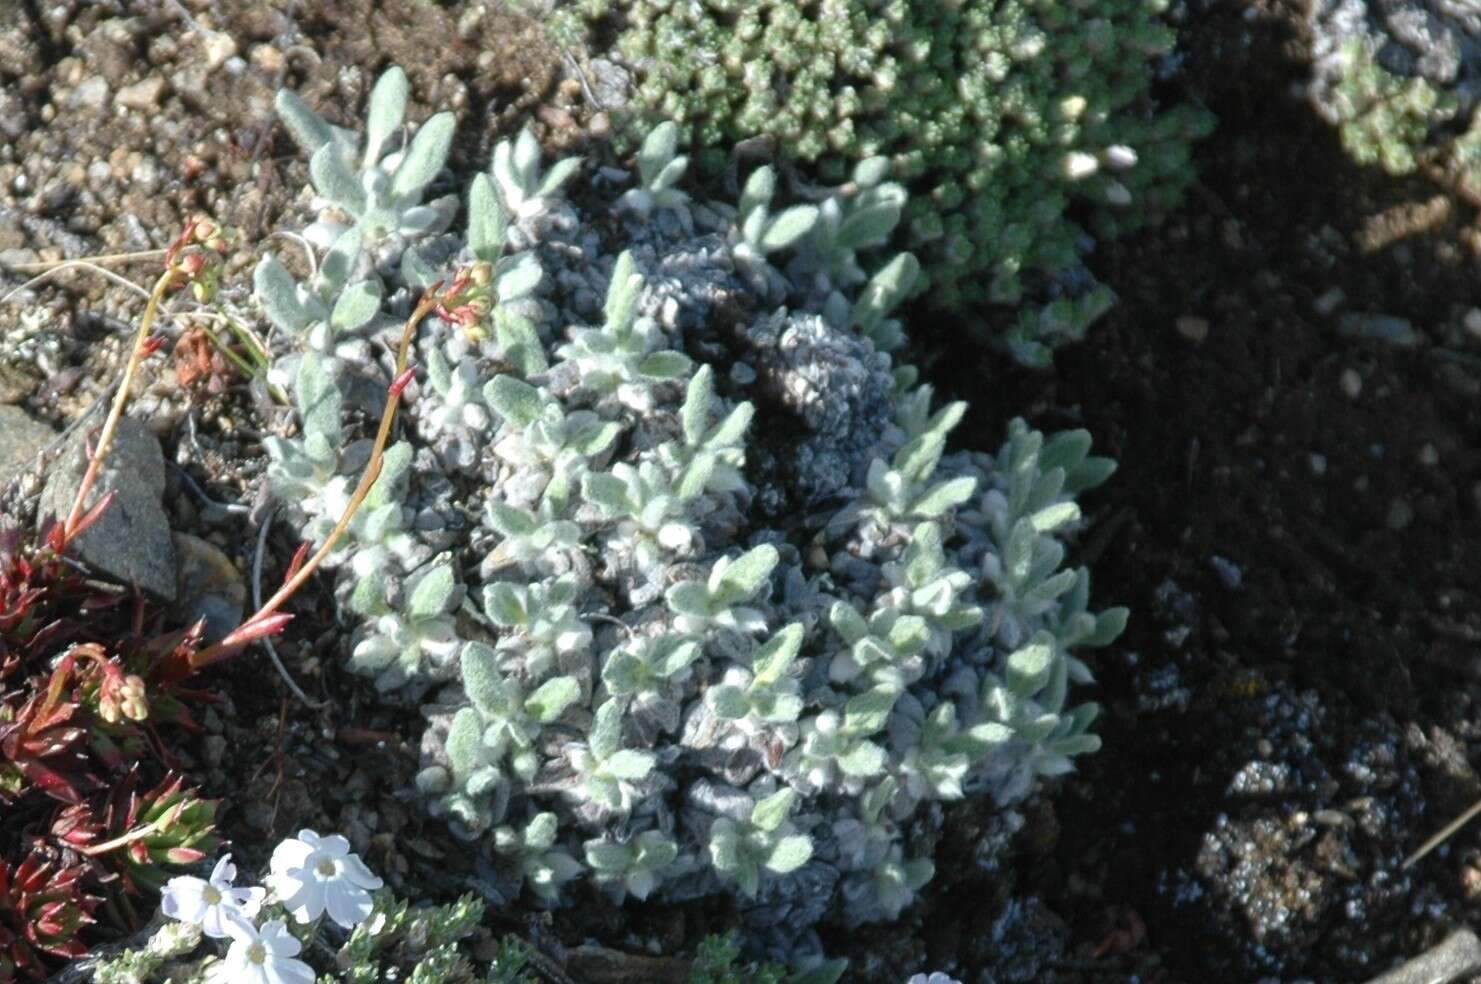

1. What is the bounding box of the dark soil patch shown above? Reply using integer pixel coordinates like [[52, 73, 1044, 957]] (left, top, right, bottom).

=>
[[909, 0, 1481, 979]]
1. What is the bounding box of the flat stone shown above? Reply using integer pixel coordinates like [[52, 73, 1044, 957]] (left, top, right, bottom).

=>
[[0, 404, 56, 480], [115, 76, 165, 110], [38, 417, 176, 601], [171, 531, 245, 642]]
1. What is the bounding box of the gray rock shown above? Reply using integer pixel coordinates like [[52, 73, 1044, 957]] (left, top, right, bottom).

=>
[[0, 404, 55, 483], [115, 76, 166, 110], [38, 416, 177, 601]]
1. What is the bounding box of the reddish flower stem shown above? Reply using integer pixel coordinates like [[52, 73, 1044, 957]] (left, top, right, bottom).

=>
[[190, 285, 442, 668]]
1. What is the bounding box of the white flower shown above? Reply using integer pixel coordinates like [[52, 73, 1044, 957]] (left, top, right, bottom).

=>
[[268, 829, 384, 928], [905, 975, 961, 984], [160, 854, 265, 939], [208, 919, 314, 984]]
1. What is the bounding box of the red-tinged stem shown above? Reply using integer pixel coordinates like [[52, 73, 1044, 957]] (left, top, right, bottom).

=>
[[190, 285, 442, 669], [71, 801, 183, 857], [59, 269, 175, 552]]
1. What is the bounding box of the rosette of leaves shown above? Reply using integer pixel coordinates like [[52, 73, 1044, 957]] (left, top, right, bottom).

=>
[[254, 227, 383, 381], [51, 769, 219, 894], [491, 126, 582, 220], [707, 787, 814, 898], [554, 251, 693, 410], [348, 562, 463, 692], [258, 67, 1128, 945], [275, 65, 456, 248], [0, 853, 98, 979], [493, 812, 584, 903], [583, 829, 680, 902], [614, 121, 692, 219]]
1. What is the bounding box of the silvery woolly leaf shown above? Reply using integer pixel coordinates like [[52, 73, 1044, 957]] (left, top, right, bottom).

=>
[[486, 500, 537, 536], [582, 472, 633, 517], [761, 205, 819, 251], [829, 601, 869, 644], [485, 374, 545, 427], [681, 366, 716, 446], [912, 476, 977, 518], [1039, 429, 1092, 475], [751, 623, 804, 688], [524, 676, 580, 723], [408, 564, 456, 620], [652, 636, 702, 677], [482, 583, 528, 626], [1006, 633, 1056, 696], [1065, 455, 1117, 494], [652, 156, 688, 194], [853, 156, 891, 187], [603, 252, 641, 331], [836, 740, 886, 777], [512, 128, 542, 189], [274, 88, 334, 154], [639, 350, 691, 380], [750, 788, 796, 833], [524, 811, 559, 851], [857, 253, 919, 314], [330, 278, 383, 332], [765, 834, 812, 874], [468, 173, 508, 264], [677, 456, 714, 500], [254, 255, 309, 333], [461, 642, 508, 717], [495, 311, 547, 374], [708, 402, 754, 448], [585, 840, 632, 872], [445, 707, 485, 775], [1086, 607, 1129, 648], [708, 684, 749, 720], [665, 581, 711, 618], [310, 143, 367, 214], [364, 67, 408, 165], [536, 156, 582, 198], [589, 700, 624, 762], [603, 749, 654, 781], [400, 245, 439, 288], [843, 688, 897, 736], [602, 652, 642, 694], [1030, 501, 1080, 534], [739, 166, 775, 219], [318, 226, 363, 291], [836, 200, 902, 251], [638, 121, 679, 182], [496, 253, 543, 300], [390, 112, 455, 200], [713, 544, 778, 603]]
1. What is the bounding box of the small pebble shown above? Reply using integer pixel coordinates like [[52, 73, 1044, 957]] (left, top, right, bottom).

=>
[[115, 76, 165, 110], [1175, 315, 1208, 343], [1340, 368, 1362, 399], [1312, 287, 1345, 316], [1418, 443, 1439, 466]]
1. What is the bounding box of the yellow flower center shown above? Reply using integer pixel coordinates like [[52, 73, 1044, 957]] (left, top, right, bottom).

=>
[[202, 885, 222, 905], [316, 858, 337, 877], [247, 942, 266, 965]]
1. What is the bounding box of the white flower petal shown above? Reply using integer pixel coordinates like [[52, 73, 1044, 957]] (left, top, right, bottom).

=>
[[339, 853, 384, 891], [161, 876, 207, 923], [210, 855, 237, 886], [324, 878, 373, 928], [270, 837, 313, 875], [260, 920, 302, 957], [317, 833, 352, 856]]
